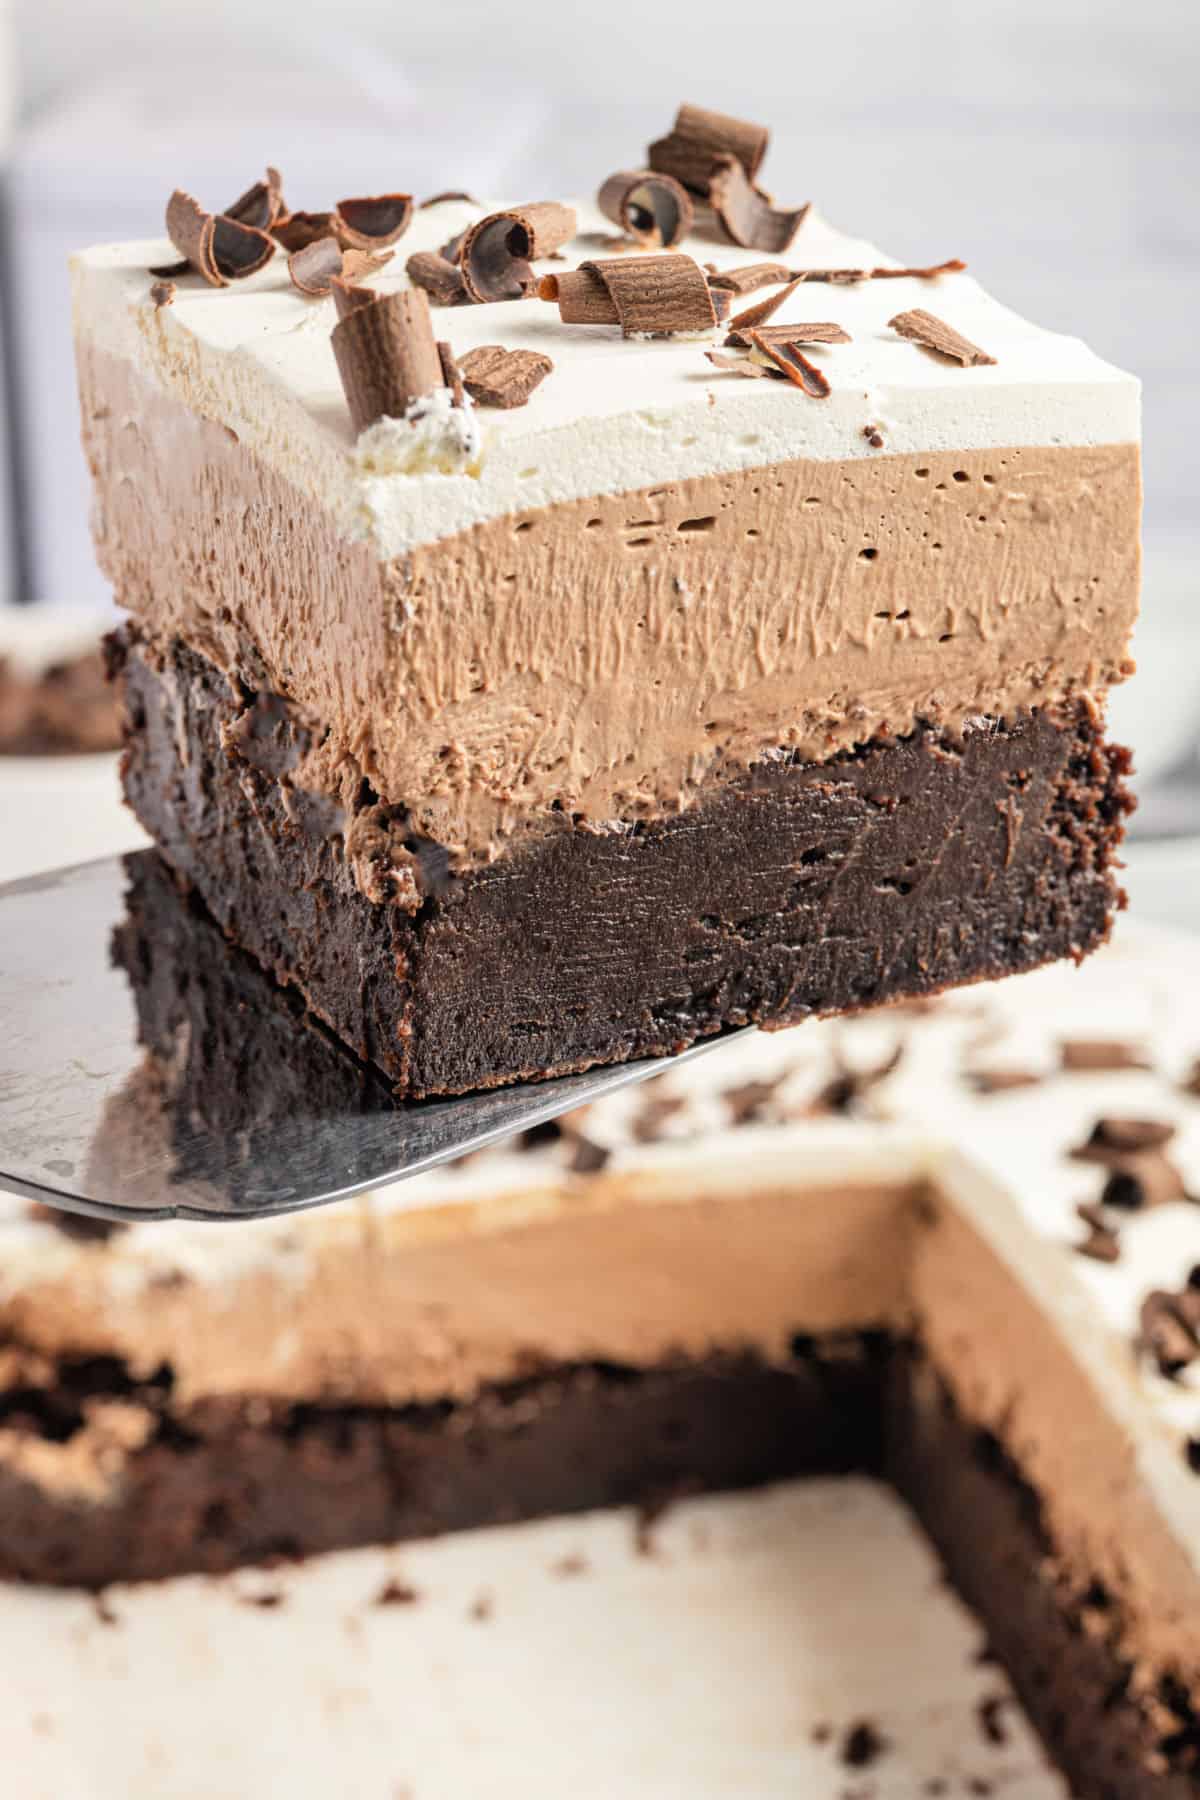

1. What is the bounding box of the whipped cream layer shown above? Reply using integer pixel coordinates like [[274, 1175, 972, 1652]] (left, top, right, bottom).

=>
[[72, 200, 1138, 560]]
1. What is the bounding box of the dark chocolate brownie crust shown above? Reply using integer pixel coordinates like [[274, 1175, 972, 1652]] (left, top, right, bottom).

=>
[[108, 628, 1133, 1100], [1, 1338, 1194, 1793]]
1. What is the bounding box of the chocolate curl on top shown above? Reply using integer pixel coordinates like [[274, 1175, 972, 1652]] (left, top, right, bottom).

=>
[[596, 170, 693, 248], [334, 194, 414, 250], [165, 190, 276, 286], [709, 156, 809, 255], [332, 286, 444, 432], [225, 166, 286, 231], [649, 104, 769, 196], [273, 211, 338, 253], [461, 203, 577, 303], [747, 332, 832, 396], [706, 261, 794, 294], [540, 253, 715, 337], [889, 308, 996, 367], [407, 250, 468, 305], [288, 237, 345, 297], [727, 274, 805, 334], [330, 278, 378, 322], [726, 318, 850, 351]]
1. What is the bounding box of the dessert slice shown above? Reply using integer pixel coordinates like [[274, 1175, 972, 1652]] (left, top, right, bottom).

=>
[[73, 141, 1139, 1096], [2, 889, 1198, 1792]]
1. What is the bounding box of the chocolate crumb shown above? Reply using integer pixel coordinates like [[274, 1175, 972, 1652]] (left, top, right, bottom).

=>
[[458, 344, 553, 409], [91, 1591, 120, 1627], [889, 308, 996, 367], [863, 425, 885, 448], [149, 280, 176, 309], [1060, 1039, 1152, 1073], [810, 1721, 833, 1746], [241, 1589, 286, 1609], [468, 1591, 493, 1622], [374, 1578, 420, 1607], [551, 1552, 589, 1578], [977, 1694, 1009, 1746], [840, 1720, 887, 1768]]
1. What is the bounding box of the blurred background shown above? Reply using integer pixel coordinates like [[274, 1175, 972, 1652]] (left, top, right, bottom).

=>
[[0, 0, 1196, 793]]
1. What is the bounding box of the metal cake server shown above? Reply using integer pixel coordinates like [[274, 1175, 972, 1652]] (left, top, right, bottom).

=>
[[0, 852, 744, 1225]]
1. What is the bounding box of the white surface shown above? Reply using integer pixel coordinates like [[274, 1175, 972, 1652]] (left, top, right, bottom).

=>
[[0, 1479, 1063, 1800], [72, 200, 1139, 560]]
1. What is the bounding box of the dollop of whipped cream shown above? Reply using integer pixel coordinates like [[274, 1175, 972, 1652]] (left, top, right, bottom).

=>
[[355, 389, 482, 479]]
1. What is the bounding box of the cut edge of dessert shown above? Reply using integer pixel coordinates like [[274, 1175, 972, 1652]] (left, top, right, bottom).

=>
[[71, 98, 1140, 1097]]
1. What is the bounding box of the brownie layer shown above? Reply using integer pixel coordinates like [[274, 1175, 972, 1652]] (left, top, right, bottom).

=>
[[110, 626, 1132, 1099], [1, 1335, 1193, 1791]]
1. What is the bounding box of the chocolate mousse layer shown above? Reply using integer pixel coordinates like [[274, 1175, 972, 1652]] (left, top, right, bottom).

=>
[[78, 343, 1140, 865], [109, 626, 1132, 1100]]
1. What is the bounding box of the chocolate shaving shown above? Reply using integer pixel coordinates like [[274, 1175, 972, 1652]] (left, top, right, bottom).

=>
[[461, 203, 577, 303], [597, 169, 693, 249], [288, 238, 344, 297], [437, 341, 465, 409], [889, 308, 996, 367], [632, 1092, 687, 1142], [541, 253, 715, 336], [165, 189, 275, 286], [1099, 1151, 1188, 1211], [965, 1067, 1043, 1094], [406, 250, 468, 306], [419, 190, 478, 209], [648, 103, 769, 196], [342, 247, 394, 282], [1072, 1116, 1177, 1166], [709, 155, 809, 255], [273, 212, 337, 254], [1076, 1224, 1121, 1263], [225, 166, 285, 232], [334, 194, 414, 250], [458, 345, 553, 408], [726, 319, 850, 350], [568, 1136, 611, 1175], [747, 331, 831, 396], [1060, 1039, 1152, 1073], [330, 279, 377, 322], [727, 276, 805, 335], [332, 286, 444, 432], [149, 280, 176, 309], [1140, 1290, 1200, 1378], [706, 262, 793, 294], [704, 349, 768, 379]]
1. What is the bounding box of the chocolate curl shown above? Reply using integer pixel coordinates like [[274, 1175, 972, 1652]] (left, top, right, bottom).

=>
[[1100, 1151, 1188, 1212], [709, 156, 809, 255], [540, 253, 715, 337], [438, 341, 466, 409], [1072, 1116, 1178, 1166], [748, 331, 831, 396], [648, 103, 769, 196], [165, 190, 275, 286], [331, 278, 379, 322], [726, 318, 850, 350], [332, 286, 443, 432], [288, 237, 345, 297], [459, 345, 554, 408], [889, 308, 997, 367], [727, 275, 805, 335], [407, 250, 468, 305], [461, 203, 577, 303], [225, 166, 286, 231], [334, 194, 414, 250], [273, 211, 338, 253], [596, 169, 693, 248]]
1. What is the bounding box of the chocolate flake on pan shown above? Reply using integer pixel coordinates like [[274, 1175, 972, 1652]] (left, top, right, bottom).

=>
[[727, 275, 805, 334], [709, 156, 810, 255], [149, 280, 176, 309], [406, 250, 469, 305], [332, 285, 444, 432], [726, 319, 850, 350], [288, 237, 345, 297], [706, 261, 793, 294], [889, 308, 996, 367], [419, 189, 479, 208], [458, 345, 554, 408], [748, 331, 831, 396], [461, 203, 577, 302], [540, 253, 715, 336], [165, 189, 276, 286], [225, 166, 286, 231], [334, 194, 414, 250], [648, 103, 769, 196], [704, 349, 768, 379], [596, 169, 693, 248]]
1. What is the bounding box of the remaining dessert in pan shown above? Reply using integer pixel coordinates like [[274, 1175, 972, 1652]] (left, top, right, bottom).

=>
[[72, 104, 1139, 1097], [2, 882, 1199, 1794]]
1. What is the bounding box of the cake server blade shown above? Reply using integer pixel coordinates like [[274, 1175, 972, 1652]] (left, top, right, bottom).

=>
[[0, 851, 745, 1225]]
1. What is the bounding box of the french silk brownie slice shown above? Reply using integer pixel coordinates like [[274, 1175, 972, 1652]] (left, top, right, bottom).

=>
[[72, 124, 1139, 1096]]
